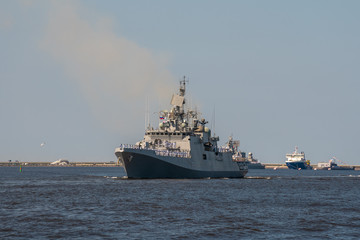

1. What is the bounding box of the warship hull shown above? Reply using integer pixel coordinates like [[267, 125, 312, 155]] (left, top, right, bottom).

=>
[[317, 166, 355, 170], [115, 148, 247, 179], [247, 162, 265, 169]]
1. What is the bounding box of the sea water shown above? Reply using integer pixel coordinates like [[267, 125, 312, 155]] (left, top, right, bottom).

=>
[[1, 167, 360, 239]]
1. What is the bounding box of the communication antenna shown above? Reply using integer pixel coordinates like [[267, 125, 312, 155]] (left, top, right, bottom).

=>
[[145, 96, 150, 130], [144, 97, 146, 130], [180, 76, 189, 96], [211, 105, 216, 137]]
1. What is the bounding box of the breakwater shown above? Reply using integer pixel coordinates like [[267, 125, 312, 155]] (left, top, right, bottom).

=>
[[263, 164, 360, 171], [0, 162, 122, 167]]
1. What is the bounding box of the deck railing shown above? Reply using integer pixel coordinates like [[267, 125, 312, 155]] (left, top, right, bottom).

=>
[[118, 144, 191, 158], [218, 147, 233, 153]]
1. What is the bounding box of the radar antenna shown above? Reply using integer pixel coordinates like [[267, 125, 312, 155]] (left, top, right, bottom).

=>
[[179, 76, 189, 96]]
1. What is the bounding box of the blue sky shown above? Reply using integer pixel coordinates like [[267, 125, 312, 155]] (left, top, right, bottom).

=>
[[1, 0, 360, 164]]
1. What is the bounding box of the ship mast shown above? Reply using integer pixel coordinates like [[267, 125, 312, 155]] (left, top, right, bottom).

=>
[[179, 76, 187, 97], [178, 76, 188, 125], [169, 76, 189, 131]]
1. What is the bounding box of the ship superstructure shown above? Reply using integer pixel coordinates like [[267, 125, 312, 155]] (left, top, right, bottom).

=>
[[115, 78, 248, 178]]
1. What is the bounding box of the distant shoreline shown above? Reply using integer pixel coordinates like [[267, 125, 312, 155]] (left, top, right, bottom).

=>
[[0, 162, 122, 167], [1, 162, 359, 170]]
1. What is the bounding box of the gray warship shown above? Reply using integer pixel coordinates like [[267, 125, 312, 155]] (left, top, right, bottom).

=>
[[114, 78, 248, 178], [245, 152, 265, 169]]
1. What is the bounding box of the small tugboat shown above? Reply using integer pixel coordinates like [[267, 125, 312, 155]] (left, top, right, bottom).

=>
[[285, 146, 312, 170], [115, 77, 248, 178], [317, 157, 355, 170]]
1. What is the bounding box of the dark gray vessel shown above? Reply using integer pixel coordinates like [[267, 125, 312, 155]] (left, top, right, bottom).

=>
[[115, 78, 248, 178], [317, 158, 355, 170], [245, 152, 265, 169]]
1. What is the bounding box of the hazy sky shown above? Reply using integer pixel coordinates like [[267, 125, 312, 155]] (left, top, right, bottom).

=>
[[1, 0, 360, 165]]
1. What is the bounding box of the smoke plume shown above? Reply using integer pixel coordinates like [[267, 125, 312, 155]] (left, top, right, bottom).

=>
[[41, 1, 175, 133]]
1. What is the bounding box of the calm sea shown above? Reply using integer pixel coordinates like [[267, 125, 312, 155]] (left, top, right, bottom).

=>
[[1, 167, 360, 239]]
